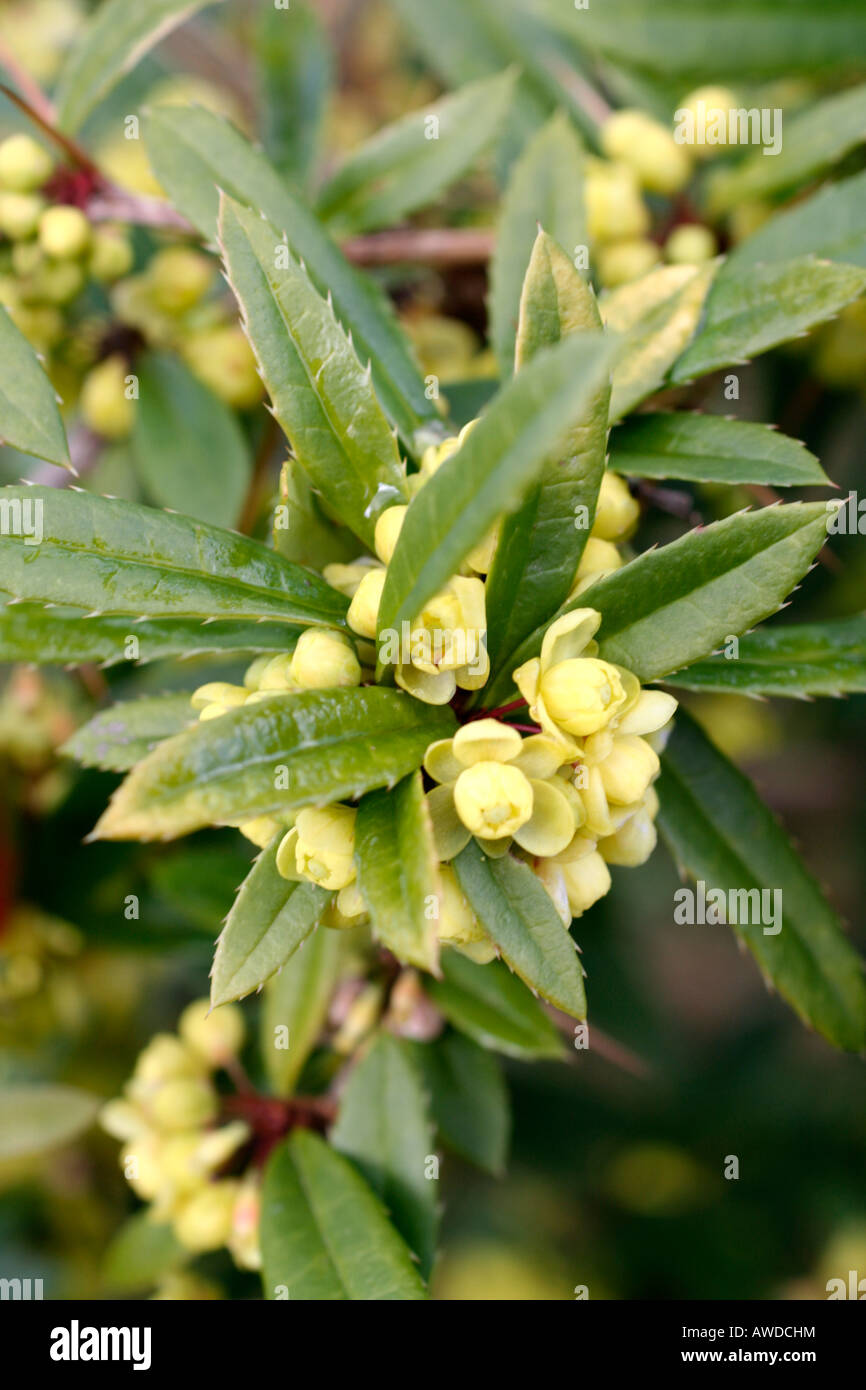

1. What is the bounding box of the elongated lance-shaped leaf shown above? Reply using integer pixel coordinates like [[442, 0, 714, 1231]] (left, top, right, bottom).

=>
[[484, 503, 830, 705], [546, 0, 866, 81], [55, 0, 225, 133], [378, 331, 617, 657], [426, 950, 564, 1060], [143, 104, 438, 454], [601, 263, 717, 422], [219, 197, 407, 548], [0, 487, 347, 628], [261, 1130, 428, 1300], [412, 1032, 510, 1175], [485, 230, 610, 681], [332, 1033, 438, 1279], [0, 306, 71, 469], [0, 602, 300, 668], [355, 772, 439, 973], [132, 352, 250, 528], [453, 841, 586, 1019], [93, 688, 456, 842], [707, 84, 866, 212], [261, 924, 343, 1096], [317, 70, 516, 235], [254, 0, 332, 188], [63, 693, 195, 772], [664, 615, 866, 698], [672, 257, 866, 384], [489, 114, 586, 377], [722, 171, 866, 275], [610, 412, 829, 487], [658, 711, 866, 1052], [0, 1084, 99, 1159], [211, 837, 330, 1006]]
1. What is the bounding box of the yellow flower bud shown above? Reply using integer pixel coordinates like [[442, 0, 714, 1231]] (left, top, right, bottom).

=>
[[289, 627, 361, 689], [569, 537, 623, 598], [596, 238, 661, 289], [592, 472, 639, 542], [292, 805, 357, 890], [38, 205, 90, 259], [540, 657, 627, 737], [238, 816, 282, 847], [242, 654, 274, 689], [133, 1034, 205, 1086], [149, 246, 214, 314], [88, 225, 134, 282], [181, 324, 263, 409], [29, 258, 85, 305], [149, 1077, 218, 1131], [665, 224, 717, 265], [179, 997, 245, 1065], [346, 567, 386, 638], [585, 160, 649, 243], [561, 850, 611, 916], [0, 134, 53, 191], [79, 355, 135, 440], [435, 864, 491, 947], [0, 191, 45, 240], [599, 808, 657, 866], [174, 1181, 240, 1253], [453, 761, 534, 840], [121, 1133, 166, 1201], [190, 681, 248, 712], [374, 504, 407, 563], [601, 110, 691, 193], [598, 734, 659, 805], [676, 87, 740, 158]]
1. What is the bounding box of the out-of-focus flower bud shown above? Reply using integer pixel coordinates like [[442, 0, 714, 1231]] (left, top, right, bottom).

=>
[[88, 225, 134, 282], [596, 238, 661, 289], [80, 354, 134, 439], [585, 159, 649, 243], [665, 224, 718, 265], [38, 205, 90, 259], [601, 109, 691, 193], [149, 1077, 218, 1131], [0, 191, 45, 240], [676, 87, 740, 158], [181, 324, 263, 409], [149, 245, 214, 314], [179, 997, 245, 1066], [0, 134, 53, 190], [174, 1180, 240, 1253]]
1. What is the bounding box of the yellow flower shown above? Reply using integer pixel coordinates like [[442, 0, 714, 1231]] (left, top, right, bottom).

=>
[[389, 575, 489, 705], [289, 627, 361, 689], [591, 472, 639, 542], [514, 610, 634, 749], [425, 719, 576, 860], [276, 805, 357, 890], [346, 567, 387, 639]]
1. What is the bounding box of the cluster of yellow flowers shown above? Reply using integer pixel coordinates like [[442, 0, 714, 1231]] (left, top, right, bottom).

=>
[[99, 1000, 261, 1271], [589, 86, 741, 288], [187, 426, 674, 949]]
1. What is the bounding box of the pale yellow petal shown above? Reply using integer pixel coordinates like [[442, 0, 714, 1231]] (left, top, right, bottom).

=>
[[453, 718, 523, 766], [427, 786, 472, 861], [616, 689, 678, 736], [423, 738, 462, 785], [395, 663, 456, 704], [513, 779, 577, 857], [539, 608, 602, 671], [512, 734, 567, 779]]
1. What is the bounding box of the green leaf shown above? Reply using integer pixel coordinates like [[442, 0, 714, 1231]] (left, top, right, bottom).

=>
[[0, 487, 347, 627], [602, 263, 717, 422], [722, 171, 866, 275], [484, 230, 610, 679], [63, 692, 194, 771], [453, 841, 586, 1019], [218, 196, 406, 547], [412, 1031, 509, 1174], [254, 0, 332, 187], [664, 615, 866, 697], [102, 1213, 184, 1293], [55, 0, 225, 134], [0, 1084, 98, 1158], [332, 1033, 438, 1278], [132, 352, 250, 528], [708, 85, 866, 211], [550, 0, 866, 81], [261, 1130, 428, 1300], [93, 688, 456, 842], [355, 773, 439, 973], [143, 104, 438, 452], [672, 257, 866, 384], [273, 460, 359, 570], [211, 837, 330, 1006], [0, 602, 300, 667], [485, 503, 830, 704], [317, 71, 516, 235], [378, 331, 617, 652], [0, 305, 71, 468], [489, 114, 586, 376], [261, 922, 343, 1096], [658, 710, 866, 1051], [426, 950, 564, 1060], [610, 412, 829, 487]]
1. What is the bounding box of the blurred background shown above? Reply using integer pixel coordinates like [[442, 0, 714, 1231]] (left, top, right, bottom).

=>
[[0, 0, 864, 1299]]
